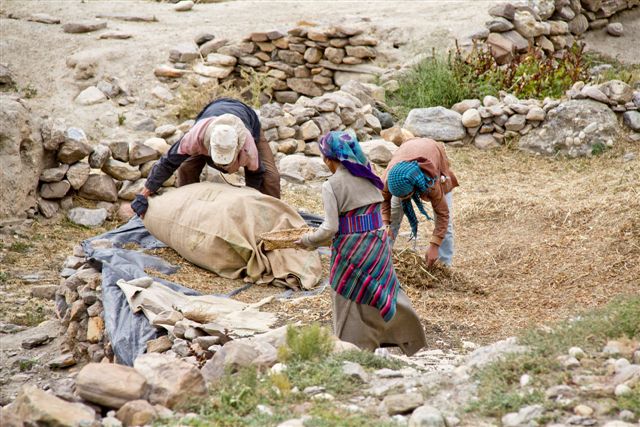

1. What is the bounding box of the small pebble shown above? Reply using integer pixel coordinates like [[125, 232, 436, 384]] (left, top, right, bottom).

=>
[[568, 347, 585, 359], [574, 404, 594, 417], [614, 384, 632, 397]]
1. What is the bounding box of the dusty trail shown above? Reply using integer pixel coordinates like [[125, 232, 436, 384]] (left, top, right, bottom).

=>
[[1, 0, 498, 133]]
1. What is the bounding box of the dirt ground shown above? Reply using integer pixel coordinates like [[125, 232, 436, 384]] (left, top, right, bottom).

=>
[[0, 0, 500, 136], [1, 0, 639, 402], [2, 136, 638, 351]]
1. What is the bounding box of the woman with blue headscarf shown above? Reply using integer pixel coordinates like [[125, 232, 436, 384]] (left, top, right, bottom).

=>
[[298, 131, 426, 356], [382, 137, 459, 267]]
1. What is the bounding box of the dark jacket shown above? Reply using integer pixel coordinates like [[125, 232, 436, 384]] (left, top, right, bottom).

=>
[[145, 98, 264, 192]]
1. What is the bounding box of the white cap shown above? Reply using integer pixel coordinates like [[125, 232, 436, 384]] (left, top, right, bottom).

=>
[[209, 124, 239, 166]]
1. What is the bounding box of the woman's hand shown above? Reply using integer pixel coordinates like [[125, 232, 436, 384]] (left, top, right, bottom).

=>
[[425, 243, 439, 267], [385, 225, 395, 240]]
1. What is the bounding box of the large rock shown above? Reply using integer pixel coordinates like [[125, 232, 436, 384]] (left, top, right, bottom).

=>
[[63, 20, 107, 33], [0, 96, 43, 218], [489, 2, 516, 19], [360, 139, 398, 165], [67, 208, 108, 228], [519, 100, 621, 157], [201, 341, 260, 384], [40, 164, 69, 182], [568, 14, 589, 35], [75, 86, 107, 106], [118, 179, 147, 201], [192, 63, 233, 79], [169, 43, 199, 63], [461, 109, 482, 128], [41, 117, 67, 151], [76, 363, 148, 409], [404, 107, 465, 141], [58, 128, 91, 164], [409, 405, 447, 427], [89, 144, 111, 169], [205, 53, 237, 67], [513, 11, 546, 38], [278, 155, 332, 183], [287, 78, 322, 97], [466, 337, 528, 368], [502, 405, 545, 427], [102, 159, 141, 181], [128, 142, 160, 166], [598, 80, 634, 104], [12, 385, 95, 426], [133, 353, 206, 409], [40, 180, 71, 199], [606, 22, 624, 37], [486, 17, 514, 32], [116, 400, 157, 427], [79, 174, 118, 202], [383, 392, 424, 415], [66, 162, 90, 189], [527, 0, 556, 19], [107, 141, 129, 162], [622, 111, 640, 132]]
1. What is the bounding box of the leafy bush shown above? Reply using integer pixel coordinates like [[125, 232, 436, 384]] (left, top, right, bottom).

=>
[[389, 42, 590, 118]]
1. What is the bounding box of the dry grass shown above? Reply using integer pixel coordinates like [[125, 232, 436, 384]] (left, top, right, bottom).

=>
[[275, 136, 640, 347], [4, 136, 638, 350]]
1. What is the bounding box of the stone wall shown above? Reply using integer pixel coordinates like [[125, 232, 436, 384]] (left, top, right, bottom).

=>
[[400, 80, 639, 155], [156, 24, 384, 104], [35, 80, 388, 220], [480, 0, 638, 64]]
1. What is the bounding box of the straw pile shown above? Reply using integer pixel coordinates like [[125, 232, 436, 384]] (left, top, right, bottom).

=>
[[260, 227, 312, 251]]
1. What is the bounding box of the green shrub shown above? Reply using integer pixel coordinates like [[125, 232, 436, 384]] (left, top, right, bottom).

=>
[[389, 42, 590, 119], [388, 52, 474, 116], [278, 324, 334, 363]]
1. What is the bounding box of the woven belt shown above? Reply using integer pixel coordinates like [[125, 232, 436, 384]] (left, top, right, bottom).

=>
[[338, 210, 383, 235]]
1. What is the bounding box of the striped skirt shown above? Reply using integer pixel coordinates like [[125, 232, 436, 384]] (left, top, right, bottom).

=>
[[330, 204, 399, 322]]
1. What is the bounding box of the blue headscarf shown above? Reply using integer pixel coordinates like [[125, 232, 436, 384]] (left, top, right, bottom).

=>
[[387, 161, 435, 239], [319, 131, 384, 190]]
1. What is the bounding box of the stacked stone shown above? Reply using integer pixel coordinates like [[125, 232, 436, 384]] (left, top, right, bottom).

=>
[[37, 119, 192, 222], [454, 94, 549, 149], [564, 79, 640, 136], [55, 246, 109, 365], [260, 80, 383, 154], [565, 79, 639, 114], [483, 0, 638, 64], [162, 24, 383, 102], [400, 79, 639, 152], [54, 249, 238, 366]]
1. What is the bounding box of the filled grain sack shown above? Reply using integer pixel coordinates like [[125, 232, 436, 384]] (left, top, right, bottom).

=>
[[143, 182, 322, 290]]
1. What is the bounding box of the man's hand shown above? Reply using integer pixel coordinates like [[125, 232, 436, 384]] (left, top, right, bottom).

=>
[[131, 194, 149, 218], [425, 243, 439, 267]]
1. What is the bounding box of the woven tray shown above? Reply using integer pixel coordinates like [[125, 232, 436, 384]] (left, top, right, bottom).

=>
[[260, 227, 312, 251]]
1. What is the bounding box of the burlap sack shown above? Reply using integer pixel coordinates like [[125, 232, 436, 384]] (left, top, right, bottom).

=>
[[143, 182, 322, 290]]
